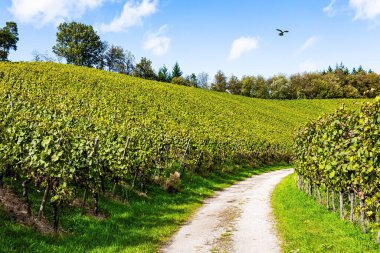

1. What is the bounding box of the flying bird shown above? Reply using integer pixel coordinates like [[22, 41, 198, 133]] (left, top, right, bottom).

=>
[[276, 29, 289, 36]]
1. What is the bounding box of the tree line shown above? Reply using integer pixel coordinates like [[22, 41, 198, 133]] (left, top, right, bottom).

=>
[[211, 64, 380, 99], [2, 21, 380, 99]]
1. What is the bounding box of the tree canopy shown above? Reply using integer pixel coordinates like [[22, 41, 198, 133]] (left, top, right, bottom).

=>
[[52, 22, 106, 68], [105, 45, 135, 74], [132, 57, 157, 80], [0, 21, 19, 61], [158, 65, 172, 82], [211, 70, 227, 92], [172, 62, 183, 78]]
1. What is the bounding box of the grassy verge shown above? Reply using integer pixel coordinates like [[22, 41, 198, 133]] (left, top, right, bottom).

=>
[[0, 164, 288, 253], [272, 173, 380, 253]]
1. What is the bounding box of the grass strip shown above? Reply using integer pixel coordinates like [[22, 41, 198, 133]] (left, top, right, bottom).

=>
[[272, 173, 380, 253]]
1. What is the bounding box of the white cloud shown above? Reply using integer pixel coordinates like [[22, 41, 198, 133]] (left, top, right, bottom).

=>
[[143, 25, 170, 56], [299, 58, 321, 72], [9, 0, 104, 26], [99, 0, 157, 32], [228, 36, 259, 60], [349, 0, 380, 20], [323, 0, 337, 16], [298, 36, 319, 53]]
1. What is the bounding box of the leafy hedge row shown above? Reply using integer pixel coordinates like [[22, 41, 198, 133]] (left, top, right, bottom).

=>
[[294, 98, 380, 240]]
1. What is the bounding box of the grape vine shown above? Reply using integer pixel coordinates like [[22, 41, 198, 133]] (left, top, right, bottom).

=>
[[295, 99, 380, 242]]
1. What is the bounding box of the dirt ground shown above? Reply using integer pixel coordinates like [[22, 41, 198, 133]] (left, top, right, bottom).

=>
[[160, 169, 293, 253], [0, 187, 55, 234]]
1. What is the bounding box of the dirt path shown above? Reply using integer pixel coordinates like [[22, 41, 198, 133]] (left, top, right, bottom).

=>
[[160, 168, 293, 253]]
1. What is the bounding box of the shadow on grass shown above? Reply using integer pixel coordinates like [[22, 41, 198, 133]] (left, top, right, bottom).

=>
[[0, 163, 289, 253]]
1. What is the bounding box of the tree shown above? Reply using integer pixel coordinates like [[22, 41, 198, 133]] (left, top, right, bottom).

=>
[[227, 75, 242, 95], [172, 62, 183, 78], [158, 65, 171, 82], [188, 73, 198, 87], [255, 75, 269, 98], [124, 51, 135, 75], [0, 21, 19, 61], [269, 74, 291, 99], [342, 85, 360, 98], [104, 45, 134, 74], [197, 72, 209, 89], [105, 45, 124, 72], [211, 70, 227, 92], [357, 65, 365, 73], [241, 76, 255, 97], [52, 22, 106, 68], [132, 57, 157, 80]]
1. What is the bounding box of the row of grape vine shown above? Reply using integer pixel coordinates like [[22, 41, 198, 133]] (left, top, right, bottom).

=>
[[294, 99, 380, 242], [0, 63, 291, 231]]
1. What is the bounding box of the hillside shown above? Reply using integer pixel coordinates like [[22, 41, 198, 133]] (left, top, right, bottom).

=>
[[0, 62, 364, 147], [0, 62, 368, 252]]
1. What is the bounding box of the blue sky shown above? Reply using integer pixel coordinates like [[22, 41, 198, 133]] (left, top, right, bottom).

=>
[[1, 0, 380, 78]]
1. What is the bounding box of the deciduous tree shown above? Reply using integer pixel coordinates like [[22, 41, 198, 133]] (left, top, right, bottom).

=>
[[197, 72, 209, 89], [132, 57, 157, 80], [211, 70, 227, 92], [105, 45, 135, 74], [0, 21, 19, 61], [228, 75, 242, 95], [188, 73, 198, 87], [52, 22, 106, 68]]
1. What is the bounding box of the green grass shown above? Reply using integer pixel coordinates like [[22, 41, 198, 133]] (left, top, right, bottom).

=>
[[272, 174, 380, 253], [0, 164, 288, 253]]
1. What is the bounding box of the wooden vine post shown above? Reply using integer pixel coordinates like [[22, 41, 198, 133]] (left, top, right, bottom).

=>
[[359, 191, 366, 233], [180, 138, 191, 174], [339, 191, 344, 219], [22, 179, 32, 216], [51, 181, 59, 232], [332, 190, 336, 211], [326, 187, 330, 209], [194, 140, 207, 173], [38, 180, 51, 220], [349, 191, 355, 223], [377, 205, 380, 243], [93, 137, 99, 216]]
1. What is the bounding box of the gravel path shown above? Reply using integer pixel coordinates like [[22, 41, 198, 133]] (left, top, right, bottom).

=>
[[160, 168, 293, 253]]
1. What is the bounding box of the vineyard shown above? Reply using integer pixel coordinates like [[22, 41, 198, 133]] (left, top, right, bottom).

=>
[[0, 62, 365, 234], [294, 99, 380, 241]]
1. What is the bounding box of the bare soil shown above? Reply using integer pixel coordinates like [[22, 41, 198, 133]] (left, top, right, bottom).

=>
[[0, 187, 55, 235]]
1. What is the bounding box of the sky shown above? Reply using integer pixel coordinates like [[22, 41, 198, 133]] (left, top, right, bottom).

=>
[[1, 0, 380, 78]]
